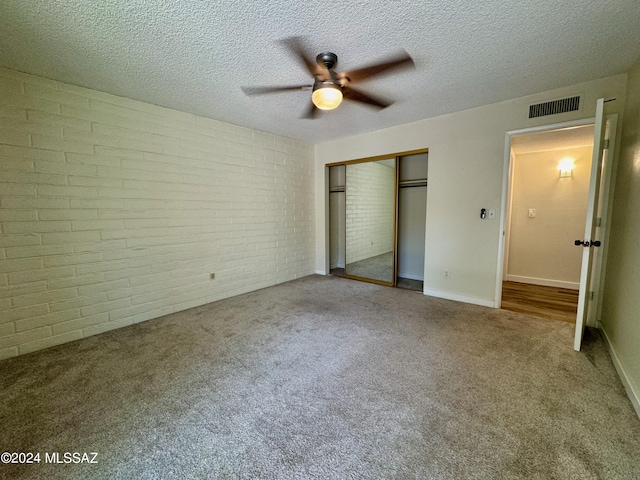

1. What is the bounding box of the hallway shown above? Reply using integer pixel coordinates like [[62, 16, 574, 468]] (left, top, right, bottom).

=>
[[501, 281, 579, 323]]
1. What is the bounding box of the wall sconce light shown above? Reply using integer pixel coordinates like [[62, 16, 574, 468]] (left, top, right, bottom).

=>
[[558, 158, 574, 178]]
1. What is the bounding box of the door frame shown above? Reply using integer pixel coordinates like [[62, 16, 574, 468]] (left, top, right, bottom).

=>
[[495, 116, 596, 308], [590, 115, 618, 328]]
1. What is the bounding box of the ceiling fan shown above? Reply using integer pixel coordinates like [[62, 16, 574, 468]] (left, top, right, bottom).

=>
[[241, 37, 415, 118]]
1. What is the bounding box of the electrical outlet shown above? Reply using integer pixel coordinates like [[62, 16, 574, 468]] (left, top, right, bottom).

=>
[[209, 273, 216, 280], [444, 269, 450, 279]]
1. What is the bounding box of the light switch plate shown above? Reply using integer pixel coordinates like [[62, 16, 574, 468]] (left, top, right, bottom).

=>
[[528, 209, 536, 218]]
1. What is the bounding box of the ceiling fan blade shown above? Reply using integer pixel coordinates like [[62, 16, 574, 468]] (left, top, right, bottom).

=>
[[279, 36, 321, 77], [343, 86, 391, 109], [241, 85, 311, 95], [343, 52, 414, 84], [302, 102, 320, 119]]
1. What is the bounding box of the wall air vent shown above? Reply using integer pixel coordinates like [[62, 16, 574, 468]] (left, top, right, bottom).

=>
[[528, 96, 580, 118]]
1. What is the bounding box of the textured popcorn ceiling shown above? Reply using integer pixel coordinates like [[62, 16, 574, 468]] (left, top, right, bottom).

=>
[[1, 0, 639, 144], [512, 125, 595, 155]]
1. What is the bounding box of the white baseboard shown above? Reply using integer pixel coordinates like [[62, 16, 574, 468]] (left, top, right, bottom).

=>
[[315, 269, 326, 275], [398, 272, 424, 281], [423, 288, 495, 308], [600, 326, 640, 420], [506, 275, 579, 290]]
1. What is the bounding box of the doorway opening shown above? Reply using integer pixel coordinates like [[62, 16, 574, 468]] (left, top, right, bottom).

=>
[[495, 98, 617, 351], [497, 99, 618, 350], [501, 124, 595, 323], [329, 164, 345, 277], [397, 153, 427, 291]]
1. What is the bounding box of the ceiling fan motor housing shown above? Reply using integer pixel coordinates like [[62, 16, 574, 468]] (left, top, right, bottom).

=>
[[313, 80, 342, 91], [316, 52, 338, 70]]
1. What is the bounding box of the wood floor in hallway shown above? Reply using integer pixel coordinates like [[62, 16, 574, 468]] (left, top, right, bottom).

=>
[[501, 281, 579, 323]]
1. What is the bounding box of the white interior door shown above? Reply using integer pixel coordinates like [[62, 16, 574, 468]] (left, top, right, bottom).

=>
[[574, 98, 606, 351], [586, 116, 617, 328]]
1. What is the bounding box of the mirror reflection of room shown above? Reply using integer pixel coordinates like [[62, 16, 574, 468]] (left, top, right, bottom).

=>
[[345, 159, 396, 284]]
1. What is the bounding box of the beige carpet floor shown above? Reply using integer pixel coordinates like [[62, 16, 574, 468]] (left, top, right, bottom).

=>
[[1, 275, 639, 479]]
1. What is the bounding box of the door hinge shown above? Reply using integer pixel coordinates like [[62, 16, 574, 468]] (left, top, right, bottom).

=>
[[603, 139, 610, 150], [596, 217, 602, 227], [590, 291, 595, 300]]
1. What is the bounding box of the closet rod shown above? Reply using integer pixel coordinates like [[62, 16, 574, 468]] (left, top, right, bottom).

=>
[[398, 179, 427, 188]]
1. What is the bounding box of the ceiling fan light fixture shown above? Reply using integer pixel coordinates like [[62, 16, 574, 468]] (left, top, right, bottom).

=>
[[312, 82, 343, 110]]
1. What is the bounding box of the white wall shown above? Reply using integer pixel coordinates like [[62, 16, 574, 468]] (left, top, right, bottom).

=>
[[0, 67, 315, 360], [507, 146, 592, 289], [316, 74, 627, 306], [345, 161, 395, 264], [398, 186, 426, 280], [600, 56, 640, 416]]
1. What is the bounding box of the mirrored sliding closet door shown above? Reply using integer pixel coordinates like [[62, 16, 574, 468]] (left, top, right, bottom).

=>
[[344, 158, 397, 285]]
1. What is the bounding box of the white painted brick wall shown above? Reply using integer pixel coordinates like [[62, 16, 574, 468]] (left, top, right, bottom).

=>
[[346, 161, 395, 263], [0, 67, 315, 360]]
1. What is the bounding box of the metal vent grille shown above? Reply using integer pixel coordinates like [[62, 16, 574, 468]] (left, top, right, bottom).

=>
[[529, 96, 580, 118]]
